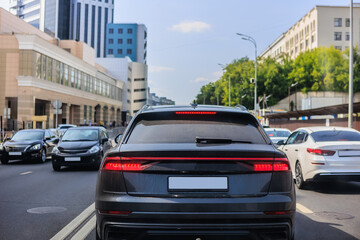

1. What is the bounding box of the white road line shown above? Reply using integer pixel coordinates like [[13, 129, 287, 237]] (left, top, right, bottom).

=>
[[296, 203, 313, 214], [20, 171, 32, 175], [70, 215, 96, 240], [50, 202, 95, 240]]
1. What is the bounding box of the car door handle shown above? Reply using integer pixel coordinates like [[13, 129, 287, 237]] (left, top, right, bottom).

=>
[[295, 149, 298, 151], [284, 148, 288, 151]]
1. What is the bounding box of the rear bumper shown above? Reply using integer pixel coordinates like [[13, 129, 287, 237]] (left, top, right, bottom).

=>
[[96, 193, 295, 240], [312, 172, 360, 182]]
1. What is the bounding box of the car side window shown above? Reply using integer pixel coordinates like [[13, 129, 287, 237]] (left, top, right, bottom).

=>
[[294, 131, 306, 144], [45, 131, 51, 139], [286, 132, 298, 145], [101, 130, 108, 140]]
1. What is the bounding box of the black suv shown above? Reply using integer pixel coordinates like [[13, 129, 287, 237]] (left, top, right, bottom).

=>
[[95, 105, 296, 240]]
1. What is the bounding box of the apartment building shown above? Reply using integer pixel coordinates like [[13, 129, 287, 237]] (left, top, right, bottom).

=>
[[0, 8, 123, 130], [260, 5, 360, 59], [106, 23, 147, 64], [9, 0, 114, 57]]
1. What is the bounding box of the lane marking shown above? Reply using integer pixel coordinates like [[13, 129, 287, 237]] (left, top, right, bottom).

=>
[[20, 171, 32, 175], [50, 202, 95, 240], [296, 203, 313, 214], [70, 215, 96, 240]]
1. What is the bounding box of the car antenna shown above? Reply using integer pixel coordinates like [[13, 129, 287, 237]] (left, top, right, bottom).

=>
[[191, 102, 198, 109]]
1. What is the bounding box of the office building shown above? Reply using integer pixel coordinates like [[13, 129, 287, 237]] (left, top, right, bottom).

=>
[[9, 0, 114, 57], [0, 8, 123, 130], [96, 57, 148, 116], [260, 5, 360, 60], [106, 23, 147, 63]]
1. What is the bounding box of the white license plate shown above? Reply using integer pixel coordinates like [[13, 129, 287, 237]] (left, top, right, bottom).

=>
[[9, 152, 22, 156], [168, 177, 228, 191], [339, 150, 360, 157], [64, 157, 81, 162]]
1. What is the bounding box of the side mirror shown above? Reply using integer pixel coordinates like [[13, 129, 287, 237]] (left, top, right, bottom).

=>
[[277, 140, 285, 145], [101, 138, 109, 144], [45, 137, 51, 141], [5, 137, 11, 141], [115, 134, 122, 144], [53, 138, 59, 144]]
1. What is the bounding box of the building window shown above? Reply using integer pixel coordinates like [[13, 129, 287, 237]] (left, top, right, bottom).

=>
[[305, 39, 309, 48], [109, 38, 113, 44], [311, 34, 316, 43], [84, 4, 89, 43], [117, 49, 123, 54], [109, 28, 113, 34], [117, 38, 123, 44], [346, 18, 350, 27], [118, 28, 123, 34], [91, 5, 95, 48], [334, 46, 342, 51], [104, 8, 108, 58], [134, 99, 146, 103], [127, 38, 132, 44], [334, 18, 342, 27], [127, 49, 132, 54], [76, 3, 81, 41], [346, 32, 350, 41], [134, 78, 145, 81], [108, 49, 113, 54], [127, 28, 132, 34], [97, 6, 102, 57], [334, 32, 342, 41]]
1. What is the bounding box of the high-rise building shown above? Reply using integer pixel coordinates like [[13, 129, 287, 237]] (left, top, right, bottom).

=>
[[105, 23, 147, 63], [260, 5, 360, 60], [9, 0, 71, 39], [9, 0, 114, 57]]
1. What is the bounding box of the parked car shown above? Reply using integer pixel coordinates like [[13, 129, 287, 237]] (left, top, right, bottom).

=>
[[277, 126, 360, 189], [265, 128, 291, 147], [95, 105, 296, 240], [56, 124, 77, 137], [0, 129, 59, 164], [52, 126, 111, 171]]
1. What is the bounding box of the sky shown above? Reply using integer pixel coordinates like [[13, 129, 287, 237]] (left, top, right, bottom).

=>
[[0, 0, 357, 104]]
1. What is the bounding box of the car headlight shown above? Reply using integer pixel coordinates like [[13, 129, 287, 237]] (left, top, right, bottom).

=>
[[88, 145, 100, 154], [29, 144, 41, 151], [52, 146, 60, 154]]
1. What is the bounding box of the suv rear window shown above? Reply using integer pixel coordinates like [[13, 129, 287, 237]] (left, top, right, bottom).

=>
[[311, 130, 360, 142], [126, 113, 267, 144]]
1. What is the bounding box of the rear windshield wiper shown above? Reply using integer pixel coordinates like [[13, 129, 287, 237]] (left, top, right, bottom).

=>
[[195, 137, 252, 144]]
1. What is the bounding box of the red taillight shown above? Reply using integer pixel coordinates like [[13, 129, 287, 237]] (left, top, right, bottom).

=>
[[273, 163, 289, 171], [99, 210, 131, 215], [175, 111, 217, 115], [254, 157, 289, 172], [254, 164, 273, 171], [307, 148, 336, 156], [264, 211, 290, 215], [102, 157, 143, 171]]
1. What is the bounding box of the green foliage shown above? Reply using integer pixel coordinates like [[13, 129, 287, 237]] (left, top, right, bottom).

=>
[[195, 46, 357, 109]]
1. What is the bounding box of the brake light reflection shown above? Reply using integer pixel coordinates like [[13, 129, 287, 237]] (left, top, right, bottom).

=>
[[175, 111, 217, 115]]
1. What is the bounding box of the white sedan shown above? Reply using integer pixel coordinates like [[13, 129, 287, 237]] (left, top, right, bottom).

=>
[[278, 126, 360, 189]]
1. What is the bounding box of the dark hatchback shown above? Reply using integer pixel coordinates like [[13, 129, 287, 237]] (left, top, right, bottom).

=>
[[52, 126, 111, 171], [95, 105, 296, 240], [0, 129, 58, 164]]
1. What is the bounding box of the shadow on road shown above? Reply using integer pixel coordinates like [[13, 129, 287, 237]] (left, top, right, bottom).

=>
[[302, 181, 360, 195], [295, 211, 358, 239]]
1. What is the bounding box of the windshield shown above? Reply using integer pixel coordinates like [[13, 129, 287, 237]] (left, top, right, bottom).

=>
[[265, 129, 291, 138], [311, 130, 360, 142], [61, 129, 99, 141], [11, 131, 44, 141]]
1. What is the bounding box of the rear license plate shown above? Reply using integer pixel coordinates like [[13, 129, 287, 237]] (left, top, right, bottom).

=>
[[339, 150, 360, 157], [64, 157, 81, 162], [168, 177, 228, 191], [9, 152, 22, 156]]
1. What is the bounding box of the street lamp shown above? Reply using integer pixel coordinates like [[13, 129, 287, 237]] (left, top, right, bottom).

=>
[[349, 0, 354, 127], [236, 33, 257, 116], [288, 82, 298, 111], [218, 63, 230, 106]]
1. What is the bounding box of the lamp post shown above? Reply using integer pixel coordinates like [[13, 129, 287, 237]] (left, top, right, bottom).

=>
[[237, 33, 257, 116], [288, 82, 298, 112], [218, 63, 230, 106], [349, 0, 354, 128]]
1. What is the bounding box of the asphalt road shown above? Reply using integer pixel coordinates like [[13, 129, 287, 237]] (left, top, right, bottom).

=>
[[1, 160, 360, 240]]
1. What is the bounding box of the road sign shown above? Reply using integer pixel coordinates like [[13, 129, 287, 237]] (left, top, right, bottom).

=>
[[53, 109, 62, 115], [53, 100, 62, 109]]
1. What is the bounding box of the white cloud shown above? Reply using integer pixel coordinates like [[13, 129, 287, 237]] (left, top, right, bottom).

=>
[[170, 21, 211, 33], [149, 66, 176, 73], [194, 77, 209, 83]]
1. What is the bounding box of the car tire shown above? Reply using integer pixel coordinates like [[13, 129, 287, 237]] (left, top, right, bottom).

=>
[[295, 161, 306, 189], [96, 223, 101, 240], [38, 148, 46, 163], [1, 158, 9, 164], [52, 160, 61, 171]]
